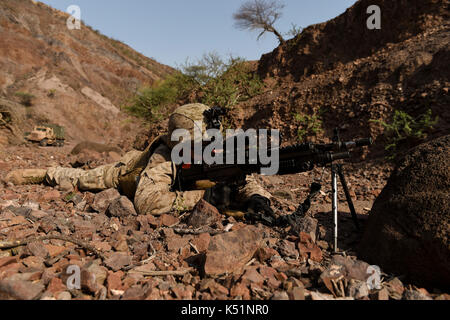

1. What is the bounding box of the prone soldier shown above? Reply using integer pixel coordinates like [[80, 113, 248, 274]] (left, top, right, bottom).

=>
[[6, 104, 274, 218]]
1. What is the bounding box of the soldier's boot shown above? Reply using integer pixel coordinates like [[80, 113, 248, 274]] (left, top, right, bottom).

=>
[[5, 169, 47, 185]]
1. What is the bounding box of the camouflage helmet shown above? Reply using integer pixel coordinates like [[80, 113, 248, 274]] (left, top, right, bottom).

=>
[[167, 103, 222, 148]]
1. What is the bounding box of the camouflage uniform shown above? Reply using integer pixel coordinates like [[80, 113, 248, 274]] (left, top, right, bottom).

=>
[[6, 104, 271, 216]]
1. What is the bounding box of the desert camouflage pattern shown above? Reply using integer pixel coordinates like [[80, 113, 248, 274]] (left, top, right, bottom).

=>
[[5, 169, 47, 185], [6, 104, 271, 216], [167, 103, 211, 148]]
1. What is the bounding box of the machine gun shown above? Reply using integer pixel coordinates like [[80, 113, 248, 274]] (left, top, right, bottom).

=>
[[177, 107, 372, 252]]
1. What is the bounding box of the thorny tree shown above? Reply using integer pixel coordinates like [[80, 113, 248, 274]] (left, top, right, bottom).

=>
[[233, 0, 286, 44]]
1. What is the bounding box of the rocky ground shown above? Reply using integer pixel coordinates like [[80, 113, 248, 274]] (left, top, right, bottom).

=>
[[0, 142, 448, 301]]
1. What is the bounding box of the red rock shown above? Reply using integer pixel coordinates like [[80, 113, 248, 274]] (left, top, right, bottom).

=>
[[166, 235, 189, 252], [86, 264, 108, 286], [47, 277, 66, 294], [146, 215, 161, 228], [386, 277, 405, 299], [122, 285, 147, 300], [0, 280, 45, 300], [298, 232, 323, 263], [272, 291, 289, 300], [81, 269, 99, 293], [26, 242, 49, 259], [21, 256, 45, 270], [187, 199, 222, 228], [206, 281, 229, 297], [43, 244, 66, 258], [42, 190, 61, 201], [92, 189, 121, 213], [308, 246, 323, 263], [259, 266, 278, 279], [160, 214, 179, 227], [2, 194, 19, 200], [191, 233, 211, 252], [106, 196, 137, 217], [267, 277, 281, 289], [204, 226, 263, 276], [72, 220, 96, 238], [122, 277, 137, 291], [289, 287, 305, 300], [0, 263, 21, 280], [29, 271, 43, 282], [255, 247, 278, 262], [278, 240, 298, 258], [104, 252, 132, 271], [41, 267, 58, 286], [91, 241, 112, 252], [0, 257, 17, 268], [230, 282, 251, 300], [269, 255, 288, 269], [107, 271, 124, 292], [331, 255, 370, 281], [275, 272, 288, 282], [374, 287, 389, 300], [172, 284, 194, 300], [242, 267, 265, 286]]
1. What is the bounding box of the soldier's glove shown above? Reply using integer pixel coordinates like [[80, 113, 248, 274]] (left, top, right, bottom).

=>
[[244, 195, 276, 226], [203, 184, 231, 210]]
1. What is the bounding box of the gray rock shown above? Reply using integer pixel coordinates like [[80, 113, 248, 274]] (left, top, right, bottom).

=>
[[104, 252, 132, 271], [106, 196, 137, 217], [272, 291, 289, 300], [57, 291, 72, 300], [347, 281, 369, 299], [292, 216, 318, 243], [403, 289, 432, 301], [359, 135, 450, 288], [187, 199, 222, 228], [26, 242, 49, 259], [0, 280, 45, 300], [92, 189, 121, 213]]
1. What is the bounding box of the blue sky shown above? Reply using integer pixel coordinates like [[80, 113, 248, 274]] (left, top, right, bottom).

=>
[[39, 0, 357, 68]]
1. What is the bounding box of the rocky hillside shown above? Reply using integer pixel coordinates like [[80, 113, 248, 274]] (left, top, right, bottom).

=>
[[230, 0, 449, 159], [0, 0, 173, 146]]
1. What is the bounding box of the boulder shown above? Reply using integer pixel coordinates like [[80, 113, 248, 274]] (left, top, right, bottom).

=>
[[106, 196, 137, 217], [359, 135, 450, 289], [204, 225, 263, 276], [0, 280, 45, 300], [187, 199, 222, 228], [92, 189, 121, 214]]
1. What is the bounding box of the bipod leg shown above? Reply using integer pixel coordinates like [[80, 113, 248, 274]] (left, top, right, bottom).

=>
[[336, 164, 360, 231], [332, 164, 338, 253]]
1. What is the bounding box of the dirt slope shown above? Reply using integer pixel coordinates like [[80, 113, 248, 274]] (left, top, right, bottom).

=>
[[230, 0, 449, 159], [0, 0, 173, 146]]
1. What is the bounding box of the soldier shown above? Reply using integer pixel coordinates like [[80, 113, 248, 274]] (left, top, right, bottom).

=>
[[6, 104, 274, 218]]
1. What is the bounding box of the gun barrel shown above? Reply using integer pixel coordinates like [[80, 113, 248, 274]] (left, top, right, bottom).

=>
[[331, 151, 351, 161], [355, 138, 373, 147]]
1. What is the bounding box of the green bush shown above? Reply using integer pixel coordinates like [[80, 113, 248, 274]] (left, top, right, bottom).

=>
[[294, 113, 323, 142], [370, 109, 439, 159], [126, 52, 264, 121], [201, 58, 263, 109], [15, 92, 35, 106]]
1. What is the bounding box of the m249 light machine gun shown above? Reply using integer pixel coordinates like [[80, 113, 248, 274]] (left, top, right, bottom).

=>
[[178, 107, 372, 252]]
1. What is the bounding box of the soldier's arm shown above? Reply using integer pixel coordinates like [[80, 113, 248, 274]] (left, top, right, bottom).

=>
[[134, 161, 204, 216], [236, 174, 272, 203]]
